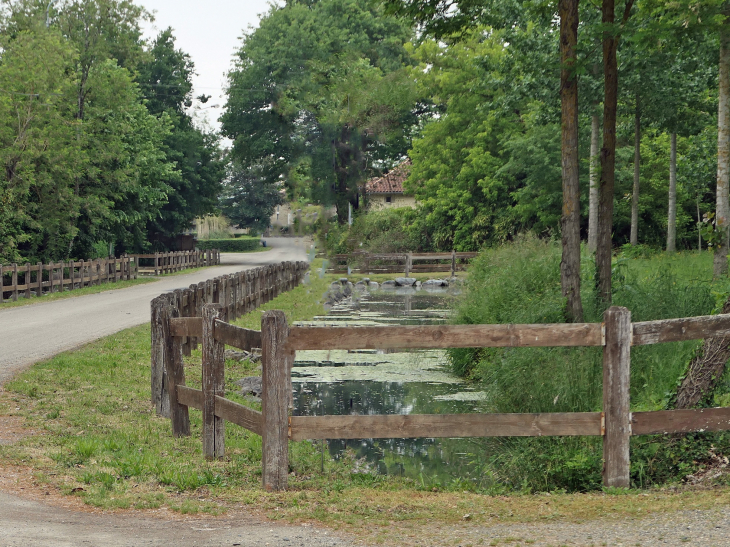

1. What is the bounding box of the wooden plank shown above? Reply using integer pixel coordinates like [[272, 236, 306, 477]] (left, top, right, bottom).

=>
[[288, 323, 603, 351], [633, 314, 730, 345], [203, 304, 225, 459], [602, 306, 632, 488], [177, 385, 203, 410], [261, 310, 291, 491], [632, 407, 730, 435], [213, 321, 261, 351], [215, 396, 263, 436], [289, 412, 602, 441], [11, 264, 18, 301]]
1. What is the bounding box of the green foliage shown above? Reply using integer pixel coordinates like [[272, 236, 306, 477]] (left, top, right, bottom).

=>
[[196, 238, 261, 252], [222, 0, 419, 223], [219, 163, 285, 233], [0, 4, 223, 262], [451, 237, 724, 491]]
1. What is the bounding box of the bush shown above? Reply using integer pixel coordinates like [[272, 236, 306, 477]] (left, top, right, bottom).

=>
[[196, 238, 260, 252]]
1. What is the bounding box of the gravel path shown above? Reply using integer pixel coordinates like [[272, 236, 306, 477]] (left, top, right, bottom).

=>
[[0, 238, 311, 385]]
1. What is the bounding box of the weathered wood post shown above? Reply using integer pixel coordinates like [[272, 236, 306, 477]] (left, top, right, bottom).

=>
[[202, 304, 225, 459], [602, 306, 632, 488], [11, 264, 18, 301], [261, 310, 292, 491], [451, 249, 456, 278], [151, 296, 170, 417], [0, 264, 4, 302], [165, 299, 190, 437], [25, 263, 31, 299], [36, 262, 43, 296]]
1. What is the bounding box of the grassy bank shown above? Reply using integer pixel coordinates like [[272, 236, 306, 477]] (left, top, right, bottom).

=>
[[450, 236, 730, 492]]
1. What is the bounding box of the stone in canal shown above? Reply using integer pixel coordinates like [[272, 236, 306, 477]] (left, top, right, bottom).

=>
[[381, 280, 397, 289], [395, 277, 417, 286], [369, 281, 379, 289], [423, 279, 449, 287]]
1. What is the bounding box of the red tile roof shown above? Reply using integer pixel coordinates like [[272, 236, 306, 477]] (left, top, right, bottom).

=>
[[364, 160, 411, 195]]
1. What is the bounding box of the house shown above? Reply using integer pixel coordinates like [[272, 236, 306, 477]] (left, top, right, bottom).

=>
[[363, 160, 416, 210]]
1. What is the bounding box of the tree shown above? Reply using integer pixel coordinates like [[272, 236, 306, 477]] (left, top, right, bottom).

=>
[[137, 29, 225, 247], [559, 0, 583, 321], [222, 0, 418, 224], [220, 163, 284, 233]]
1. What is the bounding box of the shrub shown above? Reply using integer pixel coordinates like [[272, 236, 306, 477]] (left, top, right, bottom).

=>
[[196, 238, 260, 252]]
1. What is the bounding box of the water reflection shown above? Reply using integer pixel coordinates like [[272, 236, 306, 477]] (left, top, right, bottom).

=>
[[292, 285, 488, 485]]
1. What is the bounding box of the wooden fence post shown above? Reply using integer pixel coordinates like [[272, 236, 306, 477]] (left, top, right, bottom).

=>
[[603, 306, 632, 488], [36, 262, 43, 296], [202, 304, 225, 459], [451, 249, 456, 278], [165, 299, 190, 437], [0, 264, 3, 302], [11, 263, 18, 301], [261, 310, 292, 491], [151, 296, 170, 417], [25, 263, 31, 299]]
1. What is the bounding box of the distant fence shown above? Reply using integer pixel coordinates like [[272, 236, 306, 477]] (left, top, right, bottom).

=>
[[1, 256, 137, 303], [328, 251, 478, 276], [157, 304, 730, 491], [150, 261, 309, 418], [134, 249, 220, 276]]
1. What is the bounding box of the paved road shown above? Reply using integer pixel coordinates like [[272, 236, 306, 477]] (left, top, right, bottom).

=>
[[0, 237, 311, 386]]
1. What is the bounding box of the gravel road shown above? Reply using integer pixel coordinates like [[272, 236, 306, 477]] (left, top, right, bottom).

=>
[[0, 237, 311, 385]]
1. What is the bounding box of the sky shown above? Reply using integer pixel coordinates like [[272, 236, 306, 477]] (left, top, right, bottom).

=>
[[138, 0, 274, 132]]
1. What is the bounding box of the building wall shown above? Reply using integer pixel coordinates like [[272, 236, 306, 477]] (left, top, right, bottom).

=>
[[368, 194, 417, 210]]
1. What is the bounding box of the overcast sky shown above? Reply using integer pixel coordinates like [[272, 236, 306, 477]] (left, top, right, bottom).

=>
[[138, 0, 275, 132]]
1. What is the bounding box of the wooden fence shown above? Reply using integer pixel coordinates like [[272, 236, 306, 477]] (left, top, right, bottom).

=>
[[328, 250, 478, 276], [157, 304, 730, 491], [134, 249, 220, 276], [1, 256, 137, 303], [150, 261, 309, 418]]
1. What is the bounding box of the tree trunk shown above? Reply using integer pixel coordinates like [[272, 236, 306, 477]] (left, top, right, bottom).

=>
[[667, 133, 678, 252], [630, 94, 640, 246], [559, 0, 583, 322], [715, 23, 730, 277], [597, 0, 619, 303], [588, 113, 600, 253], [675, 298, 730, 409]]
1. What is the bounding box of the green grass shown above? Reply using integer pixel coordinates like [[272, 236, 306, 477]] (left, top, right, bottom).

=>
[[3, 253, 730, 542]]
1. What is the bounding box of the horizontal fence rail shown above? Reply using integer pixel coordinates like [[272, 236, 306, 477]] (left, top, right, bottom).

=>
[[134, 249, 220, 276], [327, 250, 478, 276], [157, 302, 730, 492], [1, 256, 137, 303]]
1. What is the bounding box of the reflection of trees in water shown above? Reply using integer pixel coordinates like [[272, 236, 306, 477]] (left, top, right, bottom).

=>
[[293, 380, 487, 485]]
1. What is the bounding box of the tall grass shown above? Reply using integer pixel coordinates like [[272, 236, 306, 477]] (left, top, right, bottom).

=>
[[451, 235, 730, 491]]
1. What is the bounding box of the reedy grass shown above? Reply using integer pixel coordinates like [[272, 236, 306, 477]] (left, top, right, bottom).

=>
[[450, 236, 730, 492]]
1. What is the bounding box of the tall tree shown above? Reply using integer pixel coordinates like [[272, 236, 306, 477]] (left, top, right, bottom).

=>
[[222, 0, 417, 223], [137, 28, 225, 246], [559, 0, 583, 321]]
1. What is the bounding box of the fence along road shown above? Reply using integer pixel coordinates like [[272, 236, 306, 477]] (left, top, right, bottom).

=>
[[0, 238, 311, 386]]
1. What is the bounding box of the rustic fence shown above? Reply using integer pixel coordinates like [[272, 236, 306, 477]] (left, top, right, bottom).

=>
[[157, 304, 730, 491], [150, 261, 309, 418], [1, 256, 137, 303], [134, 249, 220, 276], [328, 250, 478, 276]]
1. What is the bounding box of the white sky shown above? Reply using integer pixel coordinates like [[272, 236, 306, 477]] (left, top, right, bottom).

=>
[[138, 0, 275, 132]]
